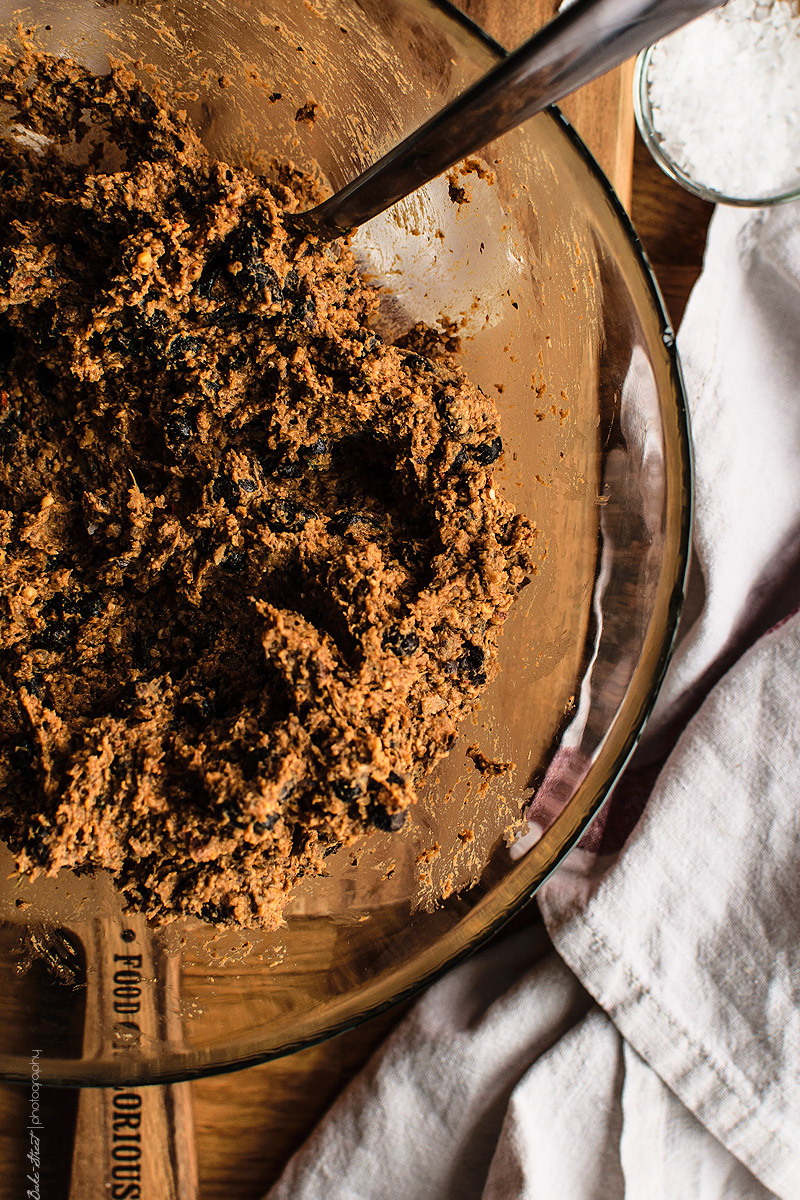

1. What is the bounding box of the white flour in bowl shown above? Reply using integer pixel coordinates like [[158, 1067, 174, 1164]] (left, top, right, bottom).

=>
[[644, 0, 800, 200]]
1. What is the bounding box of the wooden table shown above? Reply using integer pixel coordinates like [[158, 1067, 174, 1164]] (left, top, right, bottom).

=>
[[0, 2, 713, 1196]]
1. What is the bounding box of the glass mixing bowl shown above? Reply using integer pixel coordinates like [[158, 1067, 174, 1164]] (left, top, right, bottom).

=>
[[0, 0, 690, 1085]]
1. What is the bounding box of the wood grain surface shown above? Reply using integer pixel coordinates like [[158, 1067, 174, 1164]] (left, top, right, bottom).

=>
[[0, 1, 712, 1196]]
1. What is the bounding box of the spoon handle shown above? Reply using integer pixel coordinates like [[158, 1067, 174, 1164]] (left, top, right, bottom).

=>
[[297, 0, 721, 237]]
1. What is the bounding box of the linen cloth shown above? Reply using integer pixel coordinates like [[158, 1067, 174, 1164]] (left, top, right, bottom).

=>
[[265, 202, 800, 1200]]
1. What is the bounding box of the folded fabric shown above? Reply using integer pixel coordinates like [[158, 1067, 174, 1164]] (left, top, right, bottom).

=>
[[265, 201, 800, 1200]]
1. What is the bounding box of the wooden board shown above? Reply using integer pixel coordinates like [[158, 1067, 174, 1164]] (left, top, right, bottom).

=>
[[460, 0, 635, 208], [0, 3, 716, 1198]]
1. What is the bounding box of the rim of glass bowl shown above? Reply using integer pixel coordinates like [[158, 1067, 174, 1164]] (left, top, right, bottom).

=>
[[633, 46, 800, 209], [2, 2, 693, 1087]]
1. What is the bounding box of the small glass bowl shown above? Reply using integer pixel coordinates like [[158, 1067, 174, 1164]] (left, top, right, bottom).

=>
[[633, 45, 800, 208]]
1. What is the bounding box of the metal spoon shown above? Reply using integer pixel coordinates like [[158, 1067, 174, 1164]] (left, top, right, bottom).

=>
[[291, 0, 722, 239]]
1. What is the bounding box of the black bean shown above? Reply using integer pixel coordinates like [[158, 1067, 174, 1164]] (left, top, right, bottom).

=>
[[382, 626, 420, 657], [273, 459, 304, 480], [244, 259, 281, 300], [36, 622, 73, 650], [199, 901, 234, 924], [290, 295, 316, 328], [470, 436, 502, 466], [218, 797, 245, 825], [352, 328, 379, 354], [229, 230, 282, 301], [128, 307, 171, 360], [165, 410, 196, 442], [0, 249, 16, 289], [331, 778, 361, 805], [212, 474, 240, 509], [239, 477, 256, 493], [42, 594, 67, 621], [165, 333, 203, 363], [253, 814, 279, 834], [402, 351, 431, 373], [328, 510, 382, 536], [24, 673, 44, 698], [436, 389, 465, 431], [459, 641, 487, 685], [44, 589, 99, 626], [196, 247, 226, 299], [366, 802, 407, 832], [267, 499, 315, 533], [145, 309, 171, 335], [221, 549, 247, 573], [76, 593, 103, 620]]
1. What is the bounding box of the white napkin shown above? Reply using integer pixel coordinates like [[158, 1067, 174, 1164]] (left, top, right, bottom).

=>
[[264, 202, 800, 1200]]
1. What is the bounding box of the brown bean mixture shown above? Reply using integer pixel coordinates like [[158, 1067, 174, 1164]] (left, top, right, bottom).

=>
[[0, 53, 538, 927]]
